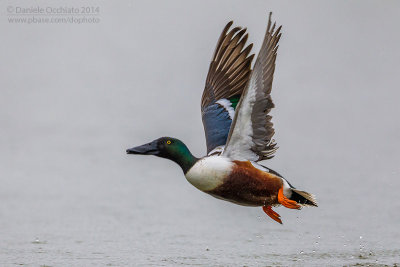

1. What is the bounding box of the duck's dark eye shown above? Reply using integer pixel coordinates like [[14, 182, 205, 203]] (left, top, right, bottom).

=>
[[166, 140, 171, 145]]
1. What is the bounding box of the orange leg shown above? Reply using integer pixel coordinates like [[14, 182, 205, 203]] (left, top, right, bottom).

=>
[[278, 187, 301, 209], [262, 205, 282, 224]]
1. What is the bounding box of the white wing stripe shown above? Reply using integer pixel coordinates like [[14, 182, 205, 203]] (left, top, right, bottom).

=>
[[216, 99, 235, 120]]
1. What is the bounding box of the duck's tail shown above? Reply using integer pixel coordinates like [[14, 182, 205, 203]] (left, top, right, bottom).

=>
[[279, 179, 318, 209], [289, 189, 318, 207]]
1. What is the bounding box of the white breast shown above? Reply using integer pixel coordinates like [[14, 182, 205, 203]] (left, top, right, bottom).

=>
[[185, 156, 234, 191]]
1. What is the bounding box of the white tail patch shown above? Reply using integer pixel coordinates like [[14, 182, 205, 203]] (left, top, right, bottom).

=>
[[281, 178, 293, 198]]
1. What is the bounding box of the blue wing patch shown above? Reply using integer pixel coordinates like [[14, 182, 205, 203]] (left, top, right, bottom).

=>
[[202, 102, 233, 154]]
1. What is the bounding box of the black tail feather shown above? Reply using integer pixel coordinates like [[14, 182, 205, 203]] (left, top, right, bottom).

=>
[[290, 189, 318, 207]]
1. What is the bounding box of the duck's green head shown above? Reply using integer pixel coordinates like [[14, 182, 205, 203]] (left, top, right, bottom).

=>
[[126, 137, 198, 173]]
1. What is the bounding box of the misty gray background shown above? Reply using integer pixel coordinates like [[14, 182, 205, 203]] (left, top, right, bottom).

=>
[[1, 0, 399, 266]]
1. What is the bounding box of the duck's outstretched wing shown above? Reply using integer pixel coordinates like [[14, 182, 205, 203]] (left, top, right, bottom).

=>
[[223, 13, 281, 161], [201, 21, 254, 154]]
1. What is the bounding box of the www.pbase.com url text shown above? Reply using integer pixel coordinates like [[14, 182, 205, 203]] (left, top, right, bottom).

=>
[[8, 16, 100, 24]]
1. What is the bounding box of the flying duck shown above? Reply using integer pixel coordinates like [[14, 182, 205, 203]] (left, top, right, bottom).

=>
[[126, 13, 317, 224]]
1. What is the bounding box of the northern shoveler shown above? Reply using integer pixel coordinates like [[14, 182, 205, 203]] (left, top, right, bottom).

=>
[[126, 13, 317, 224]]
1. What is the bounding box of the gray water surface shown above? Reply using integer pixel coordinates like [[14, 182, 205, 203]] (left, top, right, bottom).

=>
[[1, 0, 400, 266]]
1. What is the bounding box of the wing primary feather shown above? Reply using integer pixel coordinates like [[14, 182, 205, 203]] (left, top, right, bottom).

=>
[[214, 27, 242, 69], [218, 29, 247, 69], [211, 21, 234, 61]]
